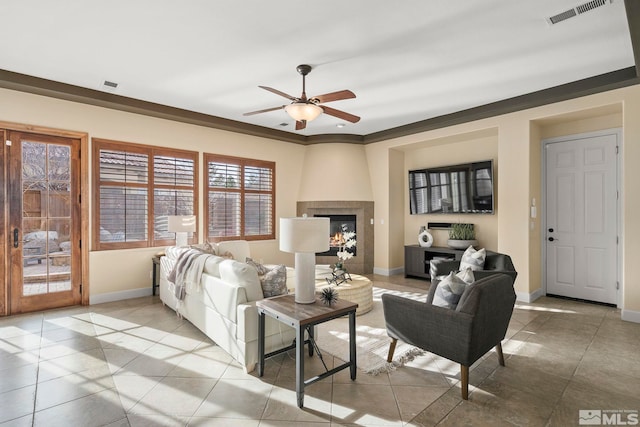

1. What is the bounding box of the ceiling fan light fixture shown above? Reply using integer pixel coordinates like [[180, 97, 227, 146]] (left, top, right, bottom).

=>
[[285, 102, 323, 122]]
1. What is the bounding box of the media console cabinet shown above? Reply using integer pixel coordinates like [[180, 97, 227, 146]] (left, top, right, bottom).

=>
[[404, 245, 464, 279]]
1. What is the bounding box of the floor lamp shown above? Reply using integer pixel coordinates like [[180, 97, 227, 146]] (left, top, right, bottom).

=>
[[168, 215, 196, 247], [280, 216, 329, 304]]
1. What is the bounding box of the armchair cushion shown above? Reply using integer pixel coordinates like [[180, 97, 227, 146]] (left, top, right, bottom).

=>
[[459, 246, 486, 271], [432, 271, 470, 309], [430, 250, 518, 288]]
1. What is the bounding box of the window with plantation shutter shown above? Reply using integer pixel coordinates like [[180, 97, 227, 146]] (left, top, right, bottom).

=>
[[93, 139, 198, 250], [205, 154, 274, 241]]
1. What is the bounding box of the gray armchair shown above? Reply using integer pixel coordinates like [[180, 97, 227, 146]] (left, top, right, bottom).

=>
[[429, 250, 517, 287], [382, 273, 516, 400]]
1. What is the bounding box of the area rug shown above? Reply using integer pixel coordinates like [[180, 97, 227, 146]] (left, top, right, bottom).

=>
[[315, 286, 428, 374]]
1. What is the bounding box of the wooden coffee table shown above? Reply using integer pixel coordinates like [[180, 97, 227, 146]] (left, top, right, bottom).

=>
[[256, 294, 357, 408]]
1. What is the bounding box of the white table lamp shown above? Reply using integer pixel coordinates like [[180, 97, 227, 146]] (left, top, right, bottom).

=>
[[280, 216, 329, 304], [168, 215, 196, 247]]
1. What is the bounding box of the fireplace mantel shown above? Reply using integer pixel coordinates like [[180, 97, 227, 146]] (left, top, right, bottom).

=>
[[297, 201, 374, 274]]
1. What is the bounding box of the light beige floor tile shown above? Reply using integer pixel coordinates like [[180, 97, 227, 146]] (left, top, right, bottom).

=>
[[188, 418, 260, 426], [0, 279, 638, 427], [37, 347, 110, 382], [167, 352, 232, 378], [118, 348, 188, 377], [436, 400, 516, 427], [548, 380, 640, 426], [129, 376, 217, 416], [0, 385, 36, 424], [261, 380, 332, 423], [331, 383, 402, 426], [0, 414, 33, 427], [38, 334, 103, 360], [193, 378, 273, 419], [392, 385, 450, 423], [32, 388, 125, 427], [112, 374, 163, 412], [35, 364, 115, 411], [0, 363, 38, 393], [127, 413, 189, 426]]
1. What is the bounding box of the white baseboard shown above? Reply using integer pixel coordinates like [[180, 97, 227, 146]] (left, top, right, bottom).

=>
[[373, 266, 404, 276], [516, 287, 543, 303], [621, 309, 640, 323], [90, 287, 152, 305]]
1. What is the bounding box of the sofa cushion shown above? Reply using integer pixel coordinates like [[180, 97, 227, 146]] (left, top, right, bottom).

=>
[[432, 271, 469, 309], [459, 246, 486, 271], [219, 259, 263, 302], [203, 255, 226, 277]]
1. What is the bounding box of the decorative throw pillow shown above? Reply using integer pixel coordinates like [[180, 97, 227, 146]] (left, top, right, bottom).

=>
[[456, 267, 475, 284], [246, 258, 288, 297], [459, 246, 486, 271], [261, 264, 288, 298], [432, 271, 469, 309], [245, 258, 267, 275]]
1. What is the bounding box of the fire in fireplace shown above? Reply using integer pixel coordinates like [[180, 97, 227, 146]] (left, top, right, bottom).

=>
[[315, 214, 356, 256]]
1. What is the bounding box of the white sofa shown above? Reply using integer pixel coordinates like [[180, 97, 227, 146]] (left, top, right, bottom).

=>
[[159, 241, 296, 373]]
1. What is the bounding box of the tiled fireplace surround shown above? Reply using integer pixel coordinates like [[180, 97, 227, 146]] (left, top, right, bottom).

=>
[[297, 201, 374, 275]]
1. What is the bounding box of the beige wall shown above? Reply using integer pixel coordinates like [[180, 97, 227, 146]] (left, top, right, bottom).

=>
[[0, 88, 305, 299], [365, 84, 639, 320], [2, 83, 640, 320], [297, 143, 373, 201], [402, 133, 499, 250]]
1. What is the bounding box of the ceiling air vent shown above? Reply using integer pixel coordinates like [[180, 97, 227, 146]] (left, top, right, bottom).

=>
[[546, 0, 612, 25]]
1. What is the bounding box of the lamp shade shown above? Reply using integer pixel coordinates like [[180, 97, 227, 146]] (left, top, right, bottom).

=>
[[284, 103, 323, 122], [280, 216, 329, 304], [280, 217, 329, 253], [167, 215, 196, 232]]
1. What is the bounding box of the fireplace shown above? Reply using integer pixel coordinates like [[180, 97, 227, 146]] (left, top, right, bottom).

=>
[[297, 201, 374, 274], [315, 214, 356, 257]]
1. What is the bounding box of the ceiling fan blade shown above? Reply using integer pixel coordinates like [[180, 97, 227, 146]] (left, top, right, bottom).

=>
[[312, 90, 356, 104], [321, 105, 360, 123], [259, 86, 297, 101], [243, 105, 285, 116], [295, 120, 307, 130]]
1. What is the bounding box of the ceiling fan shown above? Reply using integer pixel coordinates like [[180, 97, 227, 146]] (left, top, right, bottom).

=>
[[243, 64, 360, 130]]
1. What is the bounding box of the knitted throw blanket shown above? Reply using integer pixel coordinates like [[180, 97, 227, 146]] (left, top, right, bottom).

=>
[[167, 249, 212, 301]]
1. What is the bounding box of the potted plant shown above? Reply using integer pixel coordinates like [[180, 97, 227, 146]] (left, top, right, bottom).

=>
[[447, 223, 478, 249]]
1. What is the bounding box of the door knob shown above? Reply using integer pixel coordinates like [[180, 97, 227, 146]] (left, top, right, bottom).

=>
[[548, 237, 556, 242], [548, 228, 554, 233], [13, 228, 19, 248]]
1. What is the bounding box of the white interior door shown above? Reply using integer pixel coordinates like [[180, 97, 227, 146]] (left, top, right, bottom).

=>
[[545, 132, 618, 305]]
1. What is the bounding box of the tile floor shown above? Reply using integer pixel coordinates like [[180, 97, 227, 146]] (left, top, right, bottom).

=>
[[1, 274, 639, 426]]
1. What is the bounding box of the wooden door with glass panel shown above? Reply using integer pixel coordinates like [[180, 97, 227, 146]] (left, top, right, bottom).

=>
[[8, 131, 81, 314]]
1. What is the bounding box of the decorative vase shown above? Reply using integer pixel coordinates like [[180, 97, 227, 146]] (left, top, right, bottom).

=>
[[418, 228, 433, 247], [447, 239, 478, 250]]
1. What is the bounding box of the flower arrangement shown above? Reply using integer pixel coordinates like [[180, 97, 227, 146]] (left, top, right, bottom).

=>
[[335, 224, 356, 271]]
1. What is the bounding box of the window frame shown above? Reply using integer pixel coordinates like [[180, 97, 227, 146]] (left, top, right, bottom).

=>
[[92, 138, 199, 250], [204, 153, 275, 242]]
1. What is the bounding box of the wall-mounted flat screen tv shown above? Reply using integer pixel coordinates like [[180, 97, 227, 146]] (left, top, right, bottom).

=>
[[409, 160, 494, 214]]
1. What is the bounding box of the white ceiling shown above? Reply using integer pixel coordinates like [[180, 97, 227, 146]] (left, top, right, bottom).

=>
[[0, 0, 634, 137]]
